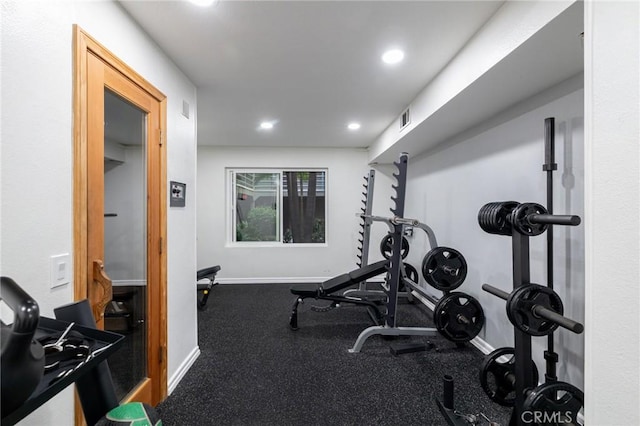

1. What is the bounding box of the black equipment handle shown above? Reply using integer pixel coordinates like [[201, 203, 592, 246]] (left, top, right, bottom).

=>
[[0, 276, 40, 333], [481, 283, 510, 300], [528, 214, 581, 226], [543, 117, 558, 172], [532, 305, 584, 334], [443, 375, 454, 410], [482, 284, 584, 335]]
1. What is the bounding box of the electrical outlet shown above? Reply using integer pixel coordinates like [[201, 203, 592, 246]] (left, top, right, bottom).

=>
[[50, 254, 71, 288]]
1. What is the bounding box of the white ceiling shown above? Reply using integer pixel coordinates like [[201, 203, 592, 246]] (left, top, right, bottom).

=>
[[118, 0, 505, 149]]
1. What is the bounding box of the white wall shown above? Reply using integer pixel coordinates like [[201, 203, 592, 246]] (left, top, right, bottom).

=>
[[197, 147, 377, 281], [1, 1, 198, 424], [402, 78, 585, 389], [584, 1, 640, 423]]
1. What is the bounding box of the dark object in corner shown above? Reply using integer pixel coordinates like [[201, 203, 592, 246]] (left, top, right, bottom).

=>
[[0, 276, 45, 417], [389, 341, 434, 356]]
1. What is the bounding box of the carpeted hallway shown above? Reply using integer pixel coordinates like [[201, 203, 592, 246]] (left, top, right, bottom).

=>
[[156, 284, 510, 425]]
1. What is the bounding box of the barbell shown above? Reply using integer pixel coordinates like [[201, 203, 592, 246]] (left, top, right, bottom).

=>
[[482, 283, 584, 336]]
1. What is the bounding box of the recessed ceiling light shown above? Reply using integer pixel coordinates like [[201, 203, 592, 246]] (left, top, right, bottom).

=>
[[259, 121, 274, 130], [382, 49, 405, 65], [347, 122, 361, 131], [187, 0, 218, 7]]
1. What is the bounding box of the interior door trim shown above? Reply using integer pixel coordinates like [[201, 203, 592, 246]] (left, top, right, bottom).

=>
[[73, 24, 168, 408]]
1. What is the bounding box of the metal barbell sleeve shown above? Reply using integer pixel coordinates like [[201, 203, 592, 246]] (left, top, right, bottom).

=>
[[528, 214, 581, 226]]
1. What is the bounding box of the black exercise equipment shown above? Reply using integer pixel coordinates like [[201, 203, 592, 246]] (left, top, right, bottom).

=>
[[522, 381, 583, 425], [483, 283, 583, 336], [356, 170, 375, 269], [288, 260, 389, 330], [1, 277, 45, 417], [197, 265, 221, 309], [480, 347, 540, 407], [479, 202, 582, 425], [480, 229, 583, 425], [433, 292, 484, 343], [421, 246, 468, 292], [348, 153, 483, 352], [401, 262, 418, 292], [436, 375, 499, 426], [438, 118, 585, 426], [478, 201, 580, 238], [1, 278, 125, 426], [542, 117, 560, 386], [379, 233, 409, 259], [54, 300, 120, 426]]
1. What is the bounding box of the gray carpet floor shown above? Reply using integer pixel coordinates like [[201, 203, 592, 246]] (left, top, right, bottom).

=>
[[156, 284, 511, 425]]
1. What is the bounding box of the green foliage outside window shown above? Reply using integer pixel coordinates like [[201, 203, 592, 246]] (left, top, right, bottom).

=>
[[236, 206, 278, 241]]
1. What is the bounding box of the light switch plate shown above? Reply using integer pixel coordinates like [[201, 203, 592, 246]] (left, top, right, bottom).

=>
[[50, 253, 71, 288]]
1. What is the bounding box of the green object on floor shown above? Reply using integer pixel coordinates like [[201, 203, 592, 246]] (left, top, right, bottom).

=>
[[95, 402, 162, 426]]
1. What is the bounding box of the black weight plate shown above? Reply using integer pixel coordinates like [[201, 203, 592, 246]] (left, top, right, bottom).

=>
[[507, 284, 564, 336], [477, 203, 488, 231], [421, 247, 468, 291], [479, 347, 539, 407], [402, 263, 418, 290], [498, 201, 519, 235], [523, 381, 584, 426], [379, 234, 410, 260], [511, 202, 548, 236], [487, 202, 500, 233], [433, 292, 484, 343], [487, 203, 502, 233]]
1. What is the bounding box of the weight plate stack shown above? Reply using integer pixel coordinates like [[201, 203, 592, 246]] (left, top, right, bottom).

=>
[[478, 201, 520, 236], [433, 292, 484, 343], [421, 247, 467, 292]]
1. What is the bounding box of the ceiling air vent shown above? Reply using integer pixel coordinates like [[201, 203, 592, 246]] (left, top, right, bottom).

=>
[[400, 107, 410, 131]]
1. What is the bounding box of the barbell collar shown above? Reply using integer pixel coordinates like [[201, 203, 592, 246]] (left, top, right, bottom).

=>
[[528, 214, 581, 226], [482, 283, 509, 301], [532, 305, 584, 334]]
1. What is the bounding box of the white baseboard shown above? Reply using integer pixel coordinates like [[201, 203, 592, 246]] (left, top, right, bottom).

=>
[[168, 346, 200, 395]]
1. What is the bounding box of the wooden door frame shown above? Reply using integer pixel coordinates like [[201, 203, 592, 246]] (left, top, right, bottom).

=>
[[73, 25, 167, 407]]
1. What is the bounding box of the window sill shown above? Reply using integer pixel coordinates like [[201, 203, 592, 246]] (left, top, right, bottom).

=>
[[225, 242, 329, 248]]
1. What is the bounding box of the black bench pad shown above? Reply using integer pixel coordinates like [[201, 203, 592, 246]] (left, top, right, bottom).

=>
[[290, 260, 388, 298], [197, 265, 221, 280]]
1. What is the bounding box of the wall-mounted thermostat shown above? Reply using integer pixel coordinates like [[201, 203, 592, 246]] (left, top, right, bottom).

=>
[[170, 181, 186, 207]]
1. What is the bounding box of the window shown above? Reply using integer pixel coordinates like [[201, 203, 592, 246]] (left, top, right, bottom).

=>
[[230, 169, 327, 244]]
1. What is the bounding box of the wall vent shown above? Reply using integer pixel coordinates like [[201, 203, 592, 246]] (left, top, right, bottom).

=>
[[182, 100, 190, 119], [400, 107, 410, 131]]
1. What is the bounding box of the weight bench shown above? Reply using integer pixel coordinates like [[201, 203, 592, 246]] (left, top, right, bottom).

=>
[[197, 265, 221, 310], [288, 260, 388, 330]]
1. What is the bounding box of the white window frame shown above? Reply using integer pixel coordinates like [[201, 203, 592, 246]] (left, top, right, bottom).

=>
[[226, 168, 328, 247]]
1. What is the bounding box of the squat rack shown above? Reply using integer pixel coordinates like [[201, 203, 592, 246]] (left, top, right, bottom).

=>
[[348, 153, 442, 353]]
